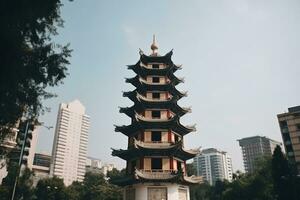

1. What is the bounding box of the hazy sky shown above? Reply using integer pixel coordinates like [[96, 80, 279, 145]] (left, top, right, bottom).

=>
[[37, 0, 300, 171]]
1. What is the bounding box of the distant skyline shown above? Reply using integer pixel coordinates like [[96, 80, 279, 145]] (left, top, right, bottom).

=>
[[36, 0, 300, 171]]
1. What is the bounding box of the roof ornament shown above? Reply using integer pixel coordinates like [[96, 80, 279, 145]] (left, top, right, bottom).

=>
[[150, 34, 158, 56], [139, 48, 144, 56]]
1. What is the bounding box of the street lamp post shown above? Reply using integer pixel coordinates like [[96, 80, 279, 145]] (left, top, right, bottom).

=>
[[10, 121, 53, 200], [10, 121, 29, 200]]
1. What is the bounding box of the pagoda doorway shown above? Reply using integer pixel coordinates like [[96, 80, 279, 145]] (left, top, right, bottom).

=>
[[148, 187, 167, 200]]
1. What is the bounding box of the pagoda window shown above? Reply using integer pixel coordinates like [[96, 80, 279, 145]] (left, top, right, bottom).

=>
[[175, 135, 179, 142], [152, 110, 161, 119], [151, 158, 162, 170], [177, 161, 182, 171], [151, 131, 161, 142], [152, 92, 160, 99], [152, 64, 159, 69], [152, 77, 160, 83]]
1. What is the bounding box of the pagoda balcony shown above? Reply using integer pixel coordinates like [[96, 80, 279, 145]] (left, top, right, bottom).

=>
[[134, 139, 177, 149], [137, 93, 173, 103], [139, 77, 170, 86], [135, 113, 174, 123], [135, 169, 179, 180], [140, 61, 168, 70], [128, 61, 181, 76]]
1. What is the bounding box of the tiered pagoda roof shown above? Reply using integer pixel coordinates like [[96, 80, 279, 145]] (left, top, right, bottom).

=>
[[112, 37, 202, 186]]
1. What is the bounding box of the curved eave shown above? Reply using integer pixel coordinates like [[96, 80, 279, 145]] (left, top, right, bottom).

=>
[[169, 72, 184, 85], [119, 103, 190, 119], [115, 121, 196, 137], [122, 90, 136, 102], [136, 86, 187, 99], [125, 76, 140, 88], [139, 50, 173, 64], [111, 143, 197, 161], [135, 118, 196, 136], [128, 62, 179, 76], [182, 176, 203, 184]]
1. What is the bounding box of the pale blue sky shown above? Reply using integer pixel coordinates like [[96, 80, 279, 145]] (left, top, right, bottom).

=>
[[37, 0, 300, 171]]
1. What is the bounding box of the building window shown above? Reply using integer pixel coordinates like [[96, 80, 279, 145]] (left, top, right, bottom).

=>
[[151, 131, 161, 142], [175, 135, 179, 142], [152, 92, 160, 99], [280, 121, 288, 128], [151, 158, 162, 170], [152, 111, 161, 119], [296, 124, 300, 130], [152, 64, 159, 69], [152, 77, 160, 83]]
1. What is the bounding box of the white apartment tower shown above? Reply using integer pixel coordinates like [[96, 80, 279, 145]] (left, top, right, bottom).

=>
[[50, 100, 90, 186], [193, 148, 233, 185]]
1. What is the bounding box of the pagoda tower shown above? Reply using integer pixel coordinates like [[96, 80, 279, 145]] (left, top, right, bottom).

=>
[[113, 36, 202, 200]]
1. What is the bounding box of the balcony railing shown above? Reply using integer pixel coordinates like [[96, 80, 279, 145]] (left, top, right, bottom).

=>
[[134, 139, 174, 149], [135, 169, 178, 180], [135, 113, 174, 122], [140, 77, 169, 85], [137, 93, 172, 102]]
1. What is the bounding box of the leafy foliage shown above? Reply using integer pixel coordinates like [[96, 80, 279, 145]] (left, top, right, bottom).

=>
[[0, 0, 71, 142], [35, 176, 68, 200], [0, 165, 35, 200], [190, 146, 300, 200]]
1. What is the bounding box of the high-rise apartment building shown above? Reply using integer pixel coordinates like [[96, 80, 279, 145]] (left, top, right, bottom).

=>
[[238, 136, 282, 173], [193, 148, 233, 185], [277, 106, 300, 174], [50, 100, 90, 186]]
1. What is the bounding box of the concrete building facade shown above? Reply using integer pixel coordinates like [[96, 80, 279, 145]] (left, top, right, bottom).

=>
[[0, 124, 38, 184], [193, 148, 233, 185], [50, 100, 90, 186], [32, 152, 51, 186], [238, 136, 282, 173], [277, 106, 300, 174]]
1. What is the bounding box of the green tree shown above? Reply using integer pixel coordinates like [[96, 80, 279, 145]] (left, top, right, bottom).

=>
[[186, 163, 197, 176], [66, 181, 83, 200], [35, 177, 68, 200], [107, 168, 126, 184], [222, 157, 274, 200], [190, 183, 211, 200], [81, 172, 123, 200], [0, 0, 71, 143], [1, 165, 34, 200], [272, 145, 300, 200]]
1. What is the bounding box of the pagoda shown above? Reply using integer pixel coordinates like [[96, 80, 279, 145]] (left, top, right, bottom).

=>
[[113, 36, 202, 200]]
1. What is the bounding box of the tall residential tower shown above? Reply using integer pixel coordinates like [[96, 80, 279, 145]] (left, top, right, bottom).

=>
[[113, 37, 201, 200], [193, 148, 233, 185], [277, 106, 300, 174], [238, 136, 281, 173], [50, 100, 90, 186]]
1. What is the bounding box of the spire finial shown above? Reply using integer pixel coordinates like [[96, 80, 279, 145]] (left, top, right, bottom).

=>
[[150, 34, 158, 55]]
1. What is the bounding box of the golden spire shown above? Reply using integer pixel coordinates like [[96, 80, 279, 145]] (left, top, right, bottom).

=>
[[150, 34, 158, 55]]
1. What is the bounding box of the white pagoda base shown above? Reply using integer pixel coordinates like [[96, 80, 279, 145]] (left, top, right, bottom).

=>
[[123, 183, 190, 200]]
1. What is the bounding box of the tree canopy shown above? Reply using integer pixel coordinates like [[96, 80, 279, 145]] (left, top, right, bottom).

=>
[[0, 0, 71, 142]]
